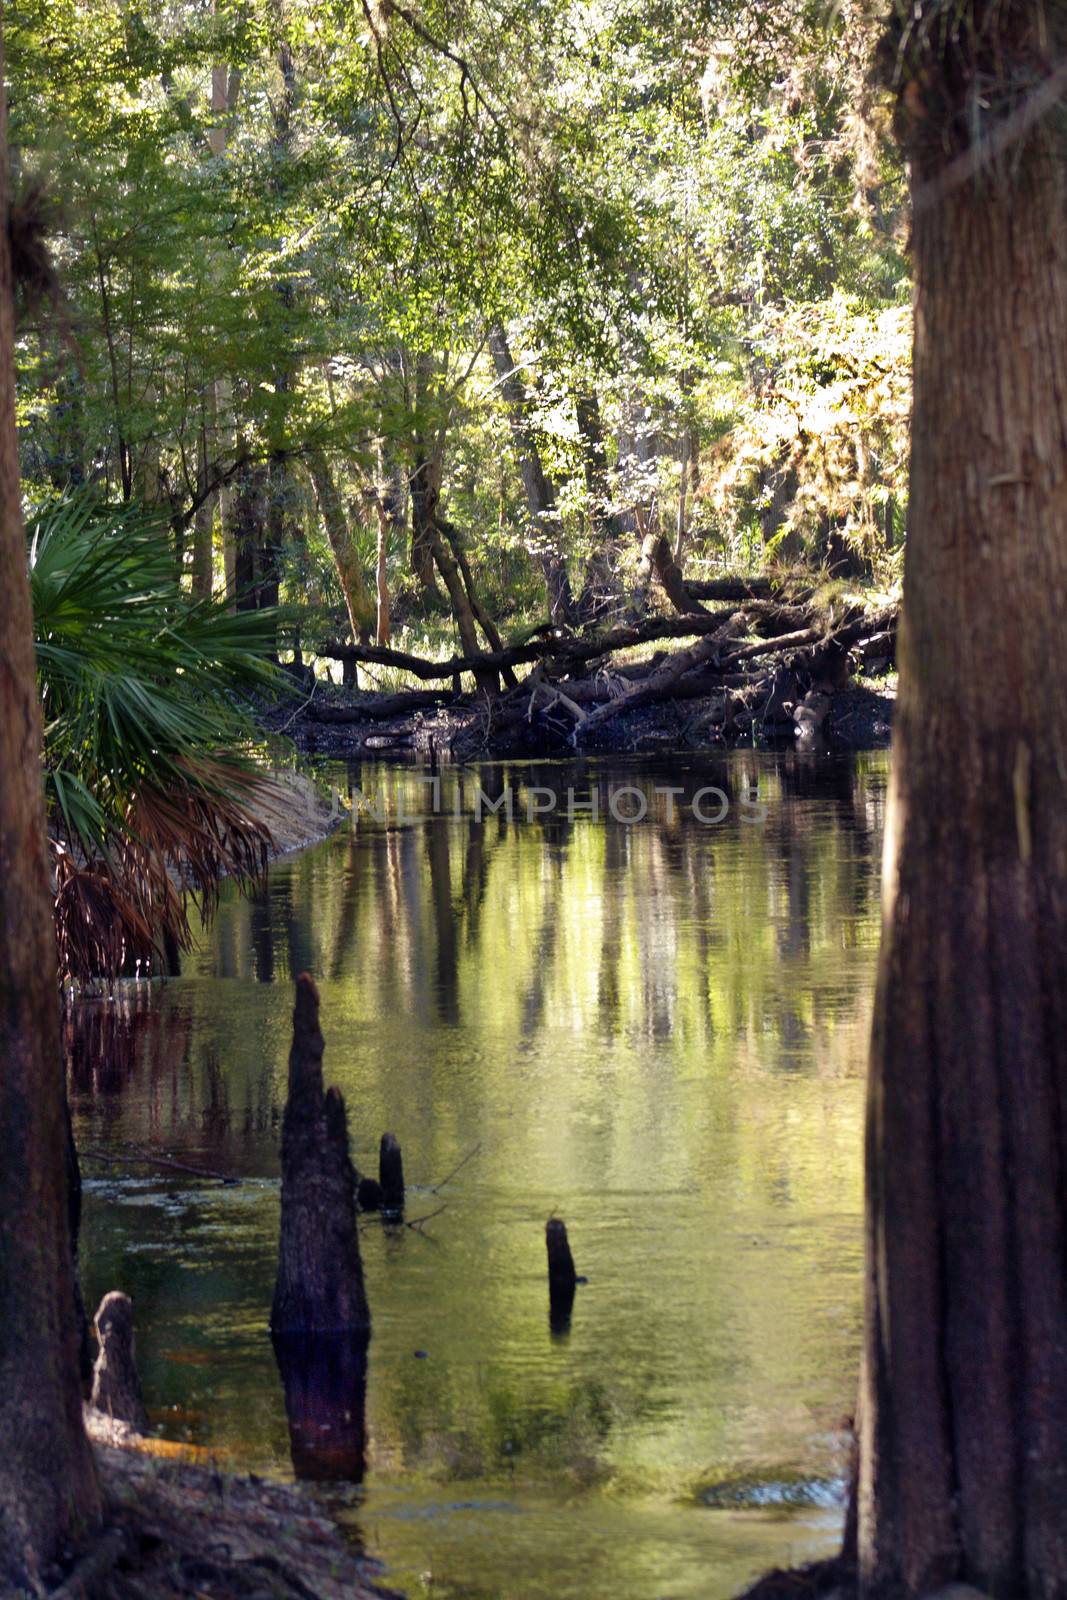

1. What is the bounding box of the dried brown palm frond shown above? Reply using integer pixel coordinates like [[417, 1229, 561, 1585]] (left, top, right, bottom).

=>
[[53, 761, 280, 989]]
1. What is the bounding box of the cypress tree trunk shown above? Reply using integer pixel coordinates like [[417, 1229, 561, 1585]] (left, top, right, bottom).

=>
[[0, 25, 102, 1582], [853, 12, 1067, 1592]]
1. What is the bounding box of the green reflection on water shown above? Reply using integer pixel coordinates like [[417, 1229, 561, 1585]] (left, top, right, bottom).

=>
[[72, 751, 887, 1600]]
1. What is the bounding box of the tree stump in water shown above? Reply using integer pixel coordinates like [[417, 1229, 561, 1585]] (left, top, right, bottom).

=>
[[379, 1132, 405, 1214], [356, 1175, 383, 1212], [272, 1331, 369, 1483], [271, 975, 370, 1334], [90, 1291, 148, 1433], [546, 1218, 577, 1331]]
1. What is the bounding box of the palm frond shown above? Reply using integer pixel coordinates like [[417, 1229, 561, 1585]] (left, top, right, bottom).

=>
[[31, 492, 290, 986]]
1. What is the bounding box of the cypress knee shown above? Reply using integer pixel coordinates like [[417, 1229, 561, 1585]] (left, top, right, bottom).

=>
[[379, 1131, 405, 1214], [271, 975, 369, 1334], [90, 1291, 148, 1433], [546, 1218, 577, 1329]]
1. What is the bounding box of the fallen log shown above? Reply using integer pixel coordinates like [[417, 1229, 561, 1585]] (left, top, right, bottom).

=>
[[307, 599, 898, 752], [686, 575, 774, 602], [565, 603, 898, 740], [575, 616, 746, 740], [307, 690, 452, 722], [317, 605, 752, 684]]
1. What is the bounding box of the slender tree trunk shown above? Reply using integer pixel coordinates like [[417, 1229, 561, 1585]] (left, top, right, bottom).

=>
[[0, 30, 102, 1582], [374, 446, 398, 646], [232, 459, 267, 611], [191, 406, 215, 599], [207, 50, 241, 609], [851, 28, 1067, 1597], [370, 494, 391, 646], [410, 352, 444, 597], [575, 389, 627, 616], [487, 325, 577, 625], [426, 521, 498, 694], [410, 450, 442, 595], [306, 450, 374, 643]]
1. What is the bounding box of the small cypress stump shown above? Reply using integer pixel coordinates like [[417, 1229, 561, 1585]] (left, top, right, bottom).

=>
[[379, 1131, 405, 1214], [546, 1218, 577, 1330], [356, 1175, 383, 1212], [271, 975, 370, 1334], [90, 1291, 148, 1433]]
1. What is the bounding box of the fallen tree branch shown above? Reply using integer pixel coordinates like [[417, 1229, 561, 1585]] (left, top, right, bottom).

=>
[[428, 1143, 482, 1193], [686, 575, 774, 602], [307, 690, 452, 722], [575, 616, 746, 740], [317, 605, 756, 683], [80, 1146, 240, 1185]]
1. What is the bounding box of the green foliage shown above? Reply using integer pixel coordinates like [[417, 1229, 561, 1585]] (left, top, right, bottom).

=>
[[29, 494, 285, 983], [10, 0, 911, 653], [704, 294, 911, 569]]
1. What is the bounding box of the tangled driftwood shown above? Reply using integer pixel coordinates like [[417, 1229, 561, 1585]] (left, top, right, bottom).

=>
[[310, 591, 898, 751]]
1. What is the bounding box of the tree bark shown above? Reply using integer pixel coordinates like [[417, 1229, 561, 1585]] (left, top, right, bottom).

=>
[[306, 450, 375, 643], [232, 459, 268, 611], [635, 529, 706, 616], [852, 25, 1067, 1596], [0, 24, 102, 1580], [271, 976, 369, 1335]]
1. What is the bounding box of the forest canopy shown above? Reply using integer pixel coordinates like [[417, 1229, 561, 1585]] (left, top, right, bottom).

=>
[[8, 0, 910, 656]]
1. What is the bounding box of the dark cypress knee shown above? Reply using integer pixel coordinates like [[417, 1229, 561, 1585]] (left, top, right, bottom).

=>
[[546, 1218, 577, 1330], [271, 974, 369, 1334], [379, 1131, 405, 1214]]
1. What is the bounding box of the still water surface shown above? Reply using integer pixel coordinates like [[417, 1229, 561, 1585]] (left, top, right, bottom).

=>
[[71, 752, 887, 1600]]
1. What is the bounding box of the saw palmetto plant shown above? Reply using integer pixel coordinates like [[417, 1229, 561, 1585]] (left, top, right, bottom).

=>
[[29, 494, 285, 986]]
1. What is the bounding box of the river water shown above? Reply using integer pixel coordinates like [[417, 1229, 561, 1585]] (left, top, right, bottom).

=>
[[70, 751, 887, 1600]]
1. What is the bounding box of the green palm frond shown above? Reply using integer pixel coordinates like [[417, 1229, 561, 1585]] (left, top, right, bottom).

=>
[[30, 492, 290, 985]]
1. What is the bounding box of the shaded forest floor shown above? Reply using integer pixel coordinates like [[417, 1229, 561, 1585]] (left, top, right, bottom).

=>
[[47, 1418, 398, 1600]]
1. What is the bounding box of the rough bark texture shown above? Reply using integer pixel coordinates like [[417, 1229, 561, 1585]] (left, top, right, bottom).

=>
[[271, 976, 370, 1335], [636, 529, 706, 616], [0, 25, 103, 1580], [854, 21, 1067, 1595]]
